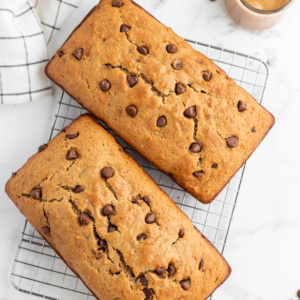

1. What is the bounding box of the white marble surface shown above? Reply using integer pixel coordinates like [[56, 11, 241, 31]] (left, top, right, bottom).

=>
[[1, 0, 300, 299]]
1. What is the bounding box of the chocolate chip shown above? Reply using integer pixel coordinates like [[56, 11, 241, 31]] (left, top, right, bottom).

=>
[[120, 24, 130, 32], [126, 105, 137, 117], [202, 71, 212, 81], [180, 279, 191, 291], [179, 228, 185, 238], [100, 80, 111, 92], [38, 144, 48, 152], [193, 171, 204, 178], [157, 116, 167, 127], [171, 59, 183, 70], [297, 290, 300, 297], [98, 239, 107, 248], [101, 167, 115, 179], [137, 275, 148, 286], [226, 136, 239, 148], [137, 233, 147, 241], [66, 132, 79, 139], [168, 263, 176, 276], [251, 127, 256, 133], [132, 195, 141, 204], [166, 44, 177, 53], [143, 195, 150, 205], [189, 143, 202, 153], [31, 188, 42, 199], [211, 163, 218, 169], [137, 46, 148, 55], [72, 185, 85, 193], [112, 0, 122, 7], [175, 83, 186, 95], [143, 288, 154, 300], [199, 259, 204, 270], [145, 213, 156, 224], [127, 75, 138, 87], [102, 205, 116, 216], [42, 226, 50, 236], [79, 213, 90, 225], [108, 225, 117, 232], [58, 51, 64, 57], [67, 148, 78, 160], [155, 267, 165, 275], [238, 101, 247, 112], [184, 106, 196, 118], [73, 48, 83, 60]]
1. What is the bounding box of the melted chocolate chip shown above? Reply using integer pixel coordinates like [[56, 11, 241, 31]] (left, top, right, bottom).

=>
[[155, 267, 165, 275], [184, 106, 196, 118], [120, 24, 130, 32], [100, 80, 111, 92], [42, 226, 50, 236], [79, 213, 90, 225], [180, 279, 191, 291], [66, 132, 79, 139], [238, 101, 247, 112], [67, 148, 78, 160], [108, 225, 117, 233], [202, 71, 212, 81], [127, 75, 138, 87], [171, 59, 183, 70], [143, 195, 150, 205], [58, 51, 64, 57], [72, 185, 85, 193], [137, 233, 147, 241], [189, 143, 202, 153], [145, 213, 156, 224], [175, 83, 186, 95], [38, 144, 48, 152], [137, 46, 149, 55], [101, 167, 115, 179], [166, 44, 177, 53], [126, 105, 137, 117], [157, 116, 167, 127], [112, 0, 122, 7], [102, 205, 116, 216], [137, 275, 148, 286], [226, 136, 239, 148], [199, 259, 204, 270], [31, 188, 42, 199], [73, 48, 83, 60], [98, 239, 107, 248], [143, 288, 154, 300], [168, 263, 176, 276], [251, 127, 256, 133], [193, 171, 204, 178], [179, 228, 185, 238], [211, 163, 218, 169]]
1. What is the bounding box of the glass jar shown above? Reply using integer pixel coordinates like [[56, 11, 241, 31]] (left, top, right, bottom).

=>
[[225, 0, 295, 31]]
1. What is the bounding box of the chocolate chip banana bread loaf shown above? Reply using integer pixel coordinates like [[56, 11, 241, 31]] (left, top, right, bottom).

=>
[[6, 114, 230, 300], [45, 0, 274, 204]]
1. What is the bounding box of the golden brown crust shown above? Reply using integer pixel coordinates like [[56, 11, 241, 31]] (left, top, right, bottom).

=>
[[45, 0, 274, 204], [6, 114, 230, 300]]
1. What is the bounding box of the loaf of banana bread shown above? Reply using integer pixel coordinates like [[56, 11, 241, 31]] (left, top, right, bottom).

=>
[[5, 114, 231, 300], [45, 0, 274, 203]]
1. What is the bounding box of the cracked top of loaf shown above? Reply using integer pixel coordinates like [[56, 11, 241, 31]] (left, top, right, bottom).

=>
[[45, 0, 274, 203], [6, 114, 230, 300]]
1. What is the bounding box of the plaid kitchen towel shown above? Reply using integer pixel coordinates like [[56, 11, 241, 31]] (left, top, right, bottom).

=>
[[0, 0, 82, 104]]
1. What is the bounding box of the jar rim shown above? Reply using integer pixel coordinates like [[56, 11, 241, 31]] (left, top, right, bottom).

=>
[[240, 0, 295, 14]]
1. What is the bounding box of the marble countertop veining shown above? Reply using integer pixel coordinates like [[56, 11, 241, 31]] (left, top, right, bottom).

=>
[[1, 0, 300, 299]]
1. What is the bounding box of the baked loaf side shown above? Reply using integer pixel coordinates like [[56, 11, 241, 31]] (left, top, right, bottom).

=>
[[45, 0, 274, 204], [6, 115, 231, 300]]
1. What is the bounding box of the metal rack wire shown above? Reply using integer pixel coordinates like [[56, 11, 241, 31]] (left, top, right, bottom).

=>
[[11, 39, 269, 300]]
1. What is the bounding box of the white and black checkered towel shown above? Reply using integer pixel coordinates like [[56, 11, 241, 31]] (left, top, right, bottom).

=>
[[0, 0, 83, 104]]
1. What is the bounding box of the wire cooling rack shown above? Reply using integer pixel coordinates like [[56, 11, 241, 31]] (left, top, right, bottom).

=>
[[11, 39, 269, 300]]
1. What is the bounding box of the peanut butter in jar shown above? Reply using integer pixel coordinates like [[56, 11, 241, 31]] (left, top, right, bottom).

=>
[[225, 0, 295, 31]]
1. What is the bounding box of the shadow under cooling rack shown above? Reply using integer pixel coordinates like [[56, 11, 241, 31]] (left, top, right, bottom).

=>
[[11, 38, 269, 300]]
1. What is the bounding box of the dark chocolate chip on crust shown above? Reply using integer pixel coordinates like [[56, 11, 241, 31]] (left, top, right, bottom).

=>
[[126, 105, 137, 117], [180, 279, 191, 291], [145, 213, 156, 224], [251, 127, 256, 133], [211, 163, 218, 169], [226, 136, 239, 148], [72, 185, 84, 193], [102, 205, 116, 216], [38, 144, 48, 152], [137, 233, 147, 241], [189, 143, 202, 153], [155, 267, 165, 275], [179, 228, 185, 238], [42, 226, 50, 236], [166, 44, 177, 53], [184, 106, 196, 118], [58, 51, 64, 57], [112, 0, 123, 7], [100, 80, 111, 92], [157, 116, 167, 127], [172, 59, 183, 70], [143, 195, 150, 205], [120, 24, 130, 32], [73, 48, 83, 60], [31, 188, 42, 199], [67, 148, 78, 160], [137, 275, 148, 286], [107, 225, 118, 232], [66, 132, 79, 139], [193, 171, 204, 178], [143, 288, 154, 300], [79, 213, 90, 225], [101, 167, 115, 179], [238, 101, 247, 112], [168, 263, 176, 276], [175, 83, 186, 95], [199, 259, 204, 270], [127, 75, 138, 87], [202, 71, 212, 81], [137, 46, 149, 55]]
